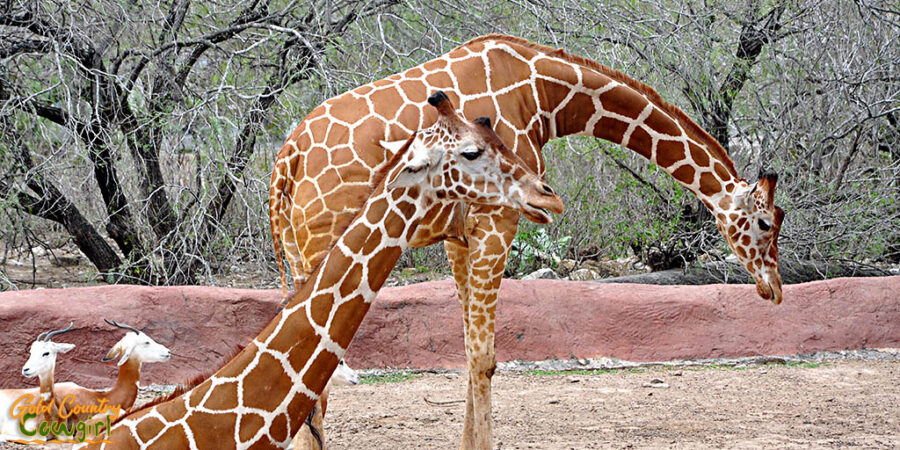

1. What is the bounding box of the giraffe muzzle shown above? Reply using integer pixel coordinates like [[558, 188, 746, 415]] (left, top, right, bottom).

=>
[[522, 183, 564, 224], [755, 276, 783, 305]]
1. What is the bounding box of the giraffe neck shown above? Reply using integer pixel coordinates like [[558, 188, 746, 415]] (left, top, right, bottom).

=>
[[112, 182, 429, 448], [531, 55, 741, 216], [233, 182, 425, 445], [463, 38, 741, 216]]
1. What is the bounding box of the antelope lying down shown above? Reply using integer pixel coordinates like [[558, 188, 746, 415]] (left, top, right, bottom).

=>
[[0, 323, 75, 442], [0, 320, 170, 443], [55, 320, 171, 429]]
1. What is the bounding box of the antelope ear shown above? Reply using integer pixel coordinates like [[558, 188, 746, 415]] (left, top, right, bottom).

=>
[[55, 343, 75, 354], [116, 345, 135, 366], [102, 345, 121, 363]]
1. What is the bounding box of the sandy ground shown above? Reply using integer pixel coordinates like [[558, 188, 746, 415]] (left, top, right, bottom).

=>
[[323, 359, 899, 449], [1, 358, 898, 449]]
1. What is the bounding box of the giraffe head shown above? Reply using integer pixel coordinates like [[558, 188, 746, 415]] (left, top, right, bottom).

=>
[[383, 91, 564, 223], [716, 172, 785, 304]]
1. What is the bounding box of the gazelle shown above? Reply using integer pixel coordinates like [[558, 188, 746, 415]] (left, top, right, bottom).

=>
[[0, 323, 75, 442], [53, 320, 171, 440]]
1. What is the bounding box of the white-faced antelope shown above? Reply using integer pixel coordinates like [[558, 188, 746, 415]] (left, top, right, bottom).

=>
[[291, 359, 360, 449], [0, 323, 75, 442], [53, 319, 171, 440]]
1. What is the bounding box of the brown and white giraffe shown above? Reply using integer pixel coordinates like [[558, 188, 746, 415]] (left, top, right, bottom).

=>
[[269, 34, 785, 449], [82, 93, 563, 449]]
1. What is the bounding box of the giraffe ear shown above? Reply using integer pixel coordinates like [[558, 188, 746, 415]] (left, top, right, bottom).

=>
[[387, 147, 442, 189], [735, 183, 756, 209], [387, 162, 429, 189], [379, 139, 409, 155], [473, 116, 492, 129], [757, 172, 778, 209]]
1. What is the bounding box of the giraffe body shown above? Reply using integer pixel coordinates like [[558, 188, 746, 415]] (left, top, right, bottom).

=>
[[270, 34, 785, 449], [87, 93, 562, 449]]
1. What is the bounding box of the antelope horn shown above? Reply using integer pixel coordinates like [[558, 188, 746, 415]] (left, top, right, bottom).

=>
[[105, 319, 141, 334], [44, 322, 74, 341]]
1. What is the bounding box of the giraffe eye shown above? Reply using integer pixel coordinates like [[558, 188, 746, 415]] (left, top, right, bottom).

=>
[[461, 148, 483, 161], [758, 219, 771, 232]]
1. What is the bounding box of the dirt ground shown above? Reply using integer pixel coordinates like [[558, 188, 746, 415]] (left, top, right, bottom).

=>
[[1, 358, 897, 449], [323, 359, 899, 449]]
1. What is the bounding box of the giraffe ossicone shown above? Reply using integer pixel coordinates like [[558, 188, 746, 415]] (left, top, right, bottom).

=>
[[83, 91, 562, 449]]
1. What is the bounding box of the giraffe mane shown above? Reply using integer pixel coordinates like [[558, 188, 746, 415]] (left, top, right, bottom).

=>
[[463, 34, 739, 177]]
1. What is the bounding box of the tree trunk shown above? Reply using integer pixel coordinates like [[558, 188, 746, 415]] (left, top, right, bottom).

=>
[[16, 187, 122, 273], [707, 3, 785, 151]]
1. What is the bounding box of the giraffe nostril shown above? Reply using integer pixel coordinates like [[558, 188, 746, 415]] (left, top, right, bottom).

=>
[[541, 184, 554, 195]]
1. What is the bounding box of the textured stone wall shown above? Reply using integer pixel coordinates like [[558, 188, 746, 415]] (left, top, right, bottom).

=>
[[1, 277, 897, 388]]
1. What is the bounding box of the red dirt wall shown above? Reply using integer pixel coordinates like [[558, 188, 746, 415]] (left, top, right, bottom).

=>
[[0, 277, 897, 388]]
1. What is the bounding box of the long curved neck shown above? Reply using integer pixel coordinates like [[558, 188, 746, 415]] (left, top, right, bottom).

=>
[[524, 48, 743, 215], [227, 182, 424, 443], [108, 182, 427, 448]]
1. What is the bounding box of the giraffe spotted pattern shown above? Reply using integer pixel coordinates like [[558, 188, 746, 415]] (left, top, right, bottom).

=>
[[270, 34, 784, 449], [84, 94, 562, 449]]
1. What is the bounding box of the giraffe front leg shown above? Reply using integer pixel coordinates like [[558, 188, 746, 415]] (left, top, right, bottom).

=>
[[445, 238, 478, 447], [452, 206, 518, 450]]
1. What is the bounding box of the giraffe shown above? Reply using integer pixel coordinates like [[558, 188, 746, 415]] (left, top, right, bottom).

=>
[[269, 34, 785, 449], [82, 92, 563, 449], [291, 359, 358, 449]]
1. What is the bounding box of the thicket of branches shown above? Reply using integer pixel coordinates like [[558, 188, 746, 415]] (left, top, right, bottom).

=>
[[1, 0, 897, 288]]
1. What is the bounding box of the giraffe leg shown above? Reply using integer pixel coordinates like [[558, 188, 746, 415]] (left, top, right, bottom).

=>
[[448, 206, 518, 450], [445, 239, 477, 446]]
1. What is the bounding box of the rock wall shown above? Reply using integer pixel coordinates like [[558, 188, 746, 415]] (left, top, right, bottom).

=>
[[0, 277, 897, 388]]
